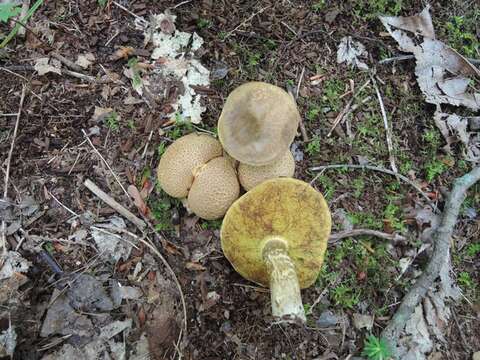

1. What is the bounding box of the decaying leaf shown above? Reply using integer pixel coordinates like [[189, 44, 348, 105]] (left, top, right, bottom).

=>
[[0, 325, 16, 357], [0, 251, 31, 281], [34, 57, 62, 76], [380, 6, 480, 110], [91, 217, 135, 262], [337, 36, 369, 70], [91, 106, 114, 122], [76, 53, 95, 69], [434, 111, 480, 164]]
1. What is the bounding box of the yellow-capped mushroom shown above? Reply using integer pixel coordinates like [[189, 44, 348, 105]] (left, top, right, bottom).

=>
[[157, 133, 222, 198], [188, 157, 240, 220], [218, 82, 300, 166], [238, 150, 295, 191], [221, 178, 331, 322]]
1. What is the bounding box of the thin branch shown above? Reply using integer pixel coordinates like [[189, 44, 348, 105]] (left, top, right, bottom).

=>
[[82, 129, 129, 198], [1, 85, 26, 256], [51, 52, 84, 73], [137, 236, 188, 346], [370, 74, 397, 173], [112, 1, 148, 27], [45, 188, 79, 218], [222, 6, 270, 41], [83, 179, 146, 230], [381, 166, 480, 353], [379, 54, 480, 66], [329, 229, 407, 244], [310, 164, 438, 211]]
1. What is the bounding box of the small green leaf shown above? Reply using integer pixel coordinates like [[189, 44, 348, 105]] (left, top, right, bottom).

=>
[[0, 3, 22, 23]]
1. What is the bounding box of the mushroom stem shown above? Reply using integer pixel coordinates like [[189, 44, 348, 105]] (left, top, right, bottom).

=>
[[263, 237, 306, 323]]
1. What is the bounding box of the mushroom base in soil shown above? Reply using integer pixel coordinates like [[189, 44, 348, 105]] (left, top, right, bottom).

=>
[[221, 178, 331, 322]]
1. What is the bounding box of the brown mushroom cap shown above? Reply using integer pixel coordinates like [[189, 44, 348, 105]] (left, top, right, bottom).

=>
[[238, 150, 295, 191], [157, 133, 223, 198], [221, 178, 331, 288], [187, 157, 240, 220], [218, 82, 300, 166]]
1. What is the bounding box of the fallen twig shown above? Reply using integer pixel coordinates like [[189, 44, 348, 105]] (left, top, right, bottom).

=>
[[379, 54, 480, 66], [137, 236, 188, 348], [370, 74, 397, 173], [222, 6, 270, 41], [310, 164, 438, 212], [2, 65, 100, 83], [381, 166, 480, 354], [82, 129, 129, 197], [1, 85, 26, 256], [83, 179, 146, 230], [327, 79, 371, 137], [112, 1, 148, 27], [329, 229, 407, 244], [51, 52, 84, 73], [288, 66, 308, 142]]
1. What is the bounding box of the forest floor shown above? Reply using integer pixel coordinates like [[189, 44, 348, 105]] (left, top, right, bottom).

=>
[[0, 0, 479, 359]]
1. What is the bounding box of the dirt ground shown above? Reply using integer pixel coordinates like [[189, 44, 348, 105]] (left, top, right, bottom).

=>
[[0, 0, 479, 359]]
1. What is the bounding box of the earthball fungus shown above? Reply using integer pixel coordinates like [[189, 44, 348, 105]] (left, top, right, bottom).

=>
[[157, 133, 240, 220], [237, 150, 295, 191], [221, 178, 331, 322], [218, 82, 300, 166]]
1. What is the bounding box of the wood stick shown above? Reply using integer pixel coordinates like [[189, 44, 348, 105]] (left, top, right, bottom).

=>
[[83, 179, 146, 230], [1, 85, 26, 256], [310, 164, 438, 212], [381, 166, 480, 354], [329, 229, 407, 244]]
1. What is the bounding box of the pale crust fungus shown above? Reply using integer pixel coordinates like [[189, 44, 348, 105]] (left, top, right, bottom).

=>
[[238, 150, 295, 191], [157, 133, 222, 198], [221, 178, 331, 322], [187, 157, 240, 220], [218, 82, 300, 166]]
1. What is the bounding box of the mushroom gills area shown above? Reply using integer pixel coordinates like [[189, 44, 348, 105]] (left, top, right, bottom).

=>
[[263, 237, 306, 323]]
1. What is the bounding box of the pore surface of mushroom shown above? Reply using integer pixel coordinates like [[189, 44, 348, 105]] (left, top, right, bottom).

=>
[[238, 150, 295, 191], [218, 82, 300, 166], [221, 178, 331, 322], [187, 157, 240, 220], [157, 133, 223, 198]]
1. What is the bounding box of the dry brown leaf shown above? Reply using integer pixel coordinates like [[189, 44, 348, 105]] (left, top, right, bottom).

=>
[[185, 261, 206, 271], [127, 185, 150, 217], [110, 46, 135, 61], [380, 7, 480, 110]]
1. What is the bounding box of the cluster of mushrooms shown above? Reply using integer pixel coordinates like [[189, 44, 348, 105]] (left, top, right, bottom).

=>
[[157, 82, 332, 322]]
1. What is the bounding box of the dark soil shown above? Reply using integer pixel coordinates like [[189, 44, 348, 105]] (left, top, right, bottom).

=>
[[0, 0, 479, 359]]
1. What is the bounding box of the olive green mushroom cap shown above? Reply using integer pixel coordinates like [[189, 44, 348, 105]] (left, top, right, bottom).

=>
[[157, 133, 223, 198], [221, 178, 331, 288], [187, 157, 240, 220], [218, 82, 300, 166], [238, 150, 295, 191]]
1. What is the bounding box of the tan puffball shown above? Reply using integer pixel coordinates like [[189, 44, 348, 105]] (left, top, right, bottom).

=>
[[157, 133, 223, 198], [238, 150, 295, 191], [187, 157, 240, 220]]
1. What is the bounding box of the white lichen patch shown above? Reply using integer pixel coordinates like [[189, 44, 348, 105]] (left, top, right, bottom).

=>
[[139, 12, 210, 124]]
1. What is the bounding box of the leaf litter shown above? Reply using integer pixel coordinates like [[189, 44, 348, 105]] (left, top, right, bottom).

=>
[[380, 5, 480, 165]]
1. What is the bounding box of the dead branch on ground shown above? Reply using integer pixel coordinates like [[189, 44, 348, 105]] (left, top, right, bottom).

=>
[[381, 166, 480, 355]]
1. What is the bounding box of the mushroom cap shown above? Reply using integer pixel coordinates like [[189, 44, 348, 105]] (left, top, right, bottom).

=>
[[221, 178, 331, 288], [187, 157, 240, 220], [157, 133, 223, 198], [218, 82, 300, 166], [238, 150, 295, 191]]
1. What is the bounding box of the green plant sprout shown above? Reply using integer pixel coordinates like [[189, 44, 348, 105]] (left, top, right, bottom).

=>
[[362, 335, 392, 360], [0, 0, 44, 48]]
